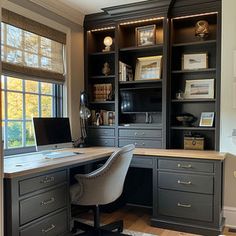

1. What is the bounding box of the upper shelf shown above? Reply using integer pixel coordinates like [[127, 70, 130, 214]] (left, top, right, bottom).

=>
[[172, 40, 216, 47], [89, 51, 115, 56], [172, 68, 216, 74], [119, 44, 163, 53], [119, 79, 162, 85]]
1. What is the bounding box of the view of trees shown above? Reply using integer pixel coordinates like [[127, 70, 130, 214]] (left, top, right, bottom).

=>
[[1, 76, 54, 149]]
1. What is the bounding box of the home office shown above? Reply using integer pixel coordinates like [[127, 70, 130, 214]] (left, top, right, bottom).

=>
[[1, 0, 236, 236]]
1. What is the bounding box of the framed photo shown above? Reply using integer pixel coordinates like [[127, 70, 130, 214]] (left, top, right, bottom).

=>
[[134, 55, 162, 80], [182, 53, 208, 70], [199, 112, 214, 127], [136, 24, 156, 47], [184, 79, 214, 99]]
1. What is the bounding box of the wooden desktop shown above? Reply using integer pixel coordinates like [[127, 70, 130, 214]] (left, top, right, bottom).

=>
[[4, 147, 225, 236]]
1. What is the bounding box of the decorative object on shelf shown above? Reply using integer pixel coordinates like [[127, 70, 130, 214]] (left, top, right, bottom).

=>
[[95, 112, 103, 126], [93, 83, 112, 101], [102, 62, 111, 76], [195, 20, 209, 40], [182, 53, 208, 70], [79, 91, 91, 147], [184, 133, 204, 150], [119, 61, 133, 81], [176, 113, 197, 127], [184, 79, 214, 99], [135, 55, 162, 80], [136, 24, 156, 46], [176, 90, 184, 100], [102, 36, 113, 52], [199, 112, 214, 127]]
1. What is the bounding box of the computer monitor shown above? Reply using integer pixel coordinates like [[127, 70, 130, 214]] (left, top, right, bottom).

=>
[[33, 117, 73, 152]]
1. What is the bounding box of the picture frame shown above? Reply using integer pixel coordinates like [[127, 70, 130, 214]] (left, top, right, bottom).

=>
[[199, 112, 214, 127], [182, 53, 208, 70], [134, 55, 162, 81], [136, 24, 156, 47], [184, 79, 214, 99]]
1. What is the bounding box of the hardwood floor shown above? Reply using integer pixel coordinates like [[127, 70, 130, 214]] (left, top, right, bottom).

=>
[[78, 206, 236, 236]]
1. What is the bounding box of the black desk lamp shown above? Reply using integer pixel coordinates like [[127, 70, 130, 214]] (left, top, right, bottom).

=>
[[79, 91, 91, 147]]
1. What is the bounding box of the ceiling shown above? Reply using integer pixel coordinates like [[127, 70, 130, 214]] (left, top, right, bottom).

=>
[[29, 0, 148, 25]]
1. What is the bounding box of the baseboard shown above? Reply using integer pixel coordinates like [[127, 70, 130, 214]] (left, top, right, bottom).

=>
[[224, 206, 236, 228]]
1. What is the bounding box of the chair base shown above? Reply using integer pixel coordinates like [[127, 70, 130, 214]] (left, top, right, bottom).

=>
[[72, 219, 129, 236]]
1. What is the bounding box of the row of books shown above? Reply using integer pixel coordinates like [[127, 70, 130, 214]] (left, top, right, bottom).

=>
[[119, 61, 133, 82], [90, 109, 115, 126], [92, 83, 112, 102]]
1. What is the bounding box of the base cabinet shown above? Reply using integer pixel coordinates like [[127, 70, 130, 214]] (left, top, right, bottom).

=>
[[152, 157, 224, 236]]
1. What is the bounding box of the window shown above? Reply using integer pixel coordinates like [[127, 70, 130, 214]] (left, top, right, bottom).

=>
[[1, 9, 67, 155], [1, 75, 63, 154]]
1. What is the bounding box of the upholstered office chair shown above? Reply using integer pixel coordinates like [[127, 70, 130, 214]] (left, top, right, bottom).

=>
[[70, 144, 135, 235]]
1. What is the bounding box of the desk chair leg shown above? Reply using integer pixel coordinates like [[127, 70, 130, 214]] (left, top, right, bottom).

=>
[[94, 205, 100, 229], [101, 220, 123, 233]]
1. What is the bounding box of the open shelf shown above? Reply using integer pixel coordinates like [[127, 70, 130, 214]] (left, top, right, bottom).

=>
[[173, 40, 216, 47], [89, 51, 115, 56], [119, 44, 163, 53], [119, 79, 162, 85], [171, 99, 216, 103], [88, 125, 115, 128], [171, 126, 215, 131], [90, 101, 115, 104], [172, 68, 216, 74], [90, 75, 116, 79]]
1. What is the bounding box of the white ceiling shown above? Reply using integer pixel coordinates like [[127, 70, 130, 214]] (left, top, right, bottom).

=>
[[29, 0, 148, 25]]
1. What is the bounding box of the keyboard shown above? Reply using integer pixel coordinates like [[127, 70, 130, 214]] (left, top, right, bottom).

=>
[[43, 151, 77, 159]]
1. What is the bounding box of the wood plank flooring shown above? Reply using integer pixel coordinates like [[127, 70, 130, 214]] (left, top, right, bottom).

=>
[[78, 206, 236, 236]]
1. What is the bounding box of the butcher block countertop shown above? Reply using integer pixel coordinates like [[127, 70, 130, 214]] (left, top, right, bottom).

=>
[[4, 147, 226, 178]]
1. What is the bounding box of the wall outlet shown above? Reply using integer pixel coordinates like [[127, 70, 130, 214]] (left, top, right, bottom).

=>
[[234, 171, 236, 178]]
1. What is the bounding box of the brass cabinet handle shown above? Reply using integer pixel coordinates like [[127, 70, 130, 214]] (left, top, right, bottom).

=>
[[177, 164, 192, 169], [42, 224, 55, 233], [40, 176, 55, 184], [40, 197, 55, 206], [177, 202, 192, 208], [177, 180, 192, 185], [134, 132, 138, 136]]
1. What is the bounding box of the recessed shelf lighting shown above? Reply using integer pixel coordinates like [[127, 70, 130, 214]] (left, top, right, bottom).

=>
[[119, 17, 164, 26], [88, 26, 115, 33]]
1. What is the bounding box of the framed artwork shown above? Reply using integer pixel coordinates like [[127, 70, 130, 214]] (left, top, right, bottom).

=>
[[136, 24, 156, 47], [134, 55, 162, 80], [182, 53, 208, 70], [199, 112, 214, 127], [184, 79, 214, 99]]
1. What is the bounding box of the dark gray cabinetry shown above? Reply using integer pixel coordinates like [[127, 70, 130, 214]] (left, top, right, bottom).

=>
[[151, 157, 224, 236], [4, 170, 69, 236], [118, 128, 163, 148]]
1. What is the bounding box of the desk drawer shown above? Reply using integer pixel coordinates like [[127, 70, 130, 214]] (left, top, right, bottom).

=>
[[19, 170, 67, 196], [158, 159, 213, 173], [158, 189, 213, 222], [90, 138, 115, 147], [119, 139, 162, 148], [88, 128, 115, 137], [158, 172, 213, 194], [20, 185, 67, 225], [131, 156, 153, 168], [20, 210, 68, 236], [119, 129, 162, 138]]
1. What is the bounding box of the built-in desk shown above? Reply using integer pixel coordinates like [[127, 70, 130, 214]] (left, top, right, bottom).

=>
[[4, 147, 225, 236]]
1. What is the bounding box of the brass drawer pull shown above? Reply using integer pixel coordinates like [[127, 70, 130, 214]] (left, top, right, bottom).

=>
[[177, 202, 192, 208], [40, 197, 55, 206], [177, 164, 192, 169], [177, 180, 192, 185], [42, 224, 55, 233], [40, 176, 55, 184]]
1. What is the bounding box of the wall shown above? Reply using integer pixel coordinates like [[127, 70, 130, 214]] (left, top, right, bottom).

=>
[[221, 0, 236, 227]]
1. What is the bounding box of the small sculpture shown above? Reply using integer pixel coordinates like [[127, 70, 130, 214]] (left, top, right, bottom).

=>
[[195, 20, 209, 40], [102, 62, 111, 76]]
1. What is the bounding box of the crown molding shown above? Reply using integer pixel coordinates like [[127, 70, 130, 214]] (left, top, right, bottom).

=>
[[29, 0, 84, 26]]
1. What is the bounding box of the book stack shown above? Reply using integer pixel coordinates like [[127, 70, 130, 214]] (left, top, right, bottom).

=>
[[92, 83, 112, 101], [119, 61, 133, 82]]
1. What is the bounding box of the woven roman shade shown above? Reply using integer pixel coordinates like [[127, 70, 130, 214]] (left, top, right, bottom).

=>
[[1, 9, 66, 83]]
